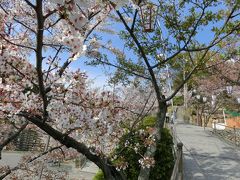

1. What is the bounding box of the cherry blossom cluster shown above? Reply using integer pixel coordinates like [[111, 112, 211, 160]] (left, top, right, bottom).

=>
[[194, 58, 240, 97], [46, 0, 116, 59], [138, 156, 155, 169], [47, 73, 127, 155], [0, 165, 9, 176], [5, 154, 68, 180], [115, 157, 129, 171], [0, 123, 12, 143], [0, 79, 42, 119]]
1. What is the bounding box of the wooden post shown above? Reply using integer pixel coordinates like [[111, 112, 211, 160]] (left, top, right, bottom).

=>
[[197, 105, 199, 126], [171, 142, 184, 180], [177, 142, 183, 180], [75, 157, 80, 168], [214, 121, 216, 133], [203, 114, 206, 131], [233, 126, 237, 146]]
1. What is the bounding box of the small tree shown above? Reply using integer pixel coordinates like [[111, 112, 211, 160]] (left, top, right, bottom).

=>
[[189, 48, 240, 126]]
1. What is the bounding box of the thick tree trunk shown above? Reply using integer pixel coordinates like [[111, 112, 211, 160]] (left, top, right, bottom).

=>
[[138, 102, 167, 180], [18, 113, 125, 180], [157, 103, 168, 129], [102, 163, 125, 180]]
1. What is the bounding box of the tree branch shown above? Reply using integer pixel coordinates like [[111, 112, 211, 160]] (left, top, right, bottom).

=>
[[23, 0, 36, 9], [163, 47, 212, 102], [0, 34, 35, 51], [36, 0, 48, 120], [184, 23, 240, 52], [0, 145, 62, 179], [0, 122, 28, 160], [116, 10, 163, 104], [0, 4, 36, 34], [43, 9, 57, 19], [45, 46, 62, 82], [17, 112, 123, 179], [96, 57, 151, 80], [131, 9, 138, 32], [151, 4, 207, 69]]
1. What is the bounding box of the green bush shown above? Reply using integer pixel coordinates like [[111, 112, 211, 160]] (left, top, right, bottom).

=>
[[93, 170, 104, 180], [115, 129, 174, 179], [93, 116, 174, 180], [149, 128, 174, 179], [173, 96, 184, 106], [140, 116, 156, 128]]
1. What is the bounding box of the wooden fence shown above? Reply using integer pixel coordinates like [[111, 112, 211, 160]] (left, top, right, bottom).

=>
[[13, 129, 44, 151], [168, 123, 184, 180], [170, 142, 183, 180], [212, 122, 240, 146]]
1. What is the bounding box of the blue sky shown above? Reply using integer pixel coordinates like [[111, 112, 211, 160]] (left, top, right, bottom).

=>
[[70, 19, 127, 88], [29, 2, 228, 88], [75, 15, 219, 88]]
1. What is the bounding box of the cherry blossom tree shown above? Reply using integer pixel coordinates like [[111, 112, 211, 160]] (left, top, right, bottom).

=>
[[0, 0, 145, 179], [0, 0, 240, 179], [189, 44, 240, 126]]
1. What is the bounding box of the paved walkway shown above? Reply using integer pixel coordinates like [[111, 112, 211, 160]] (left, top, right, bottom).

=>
[[175, 120, 240, 180], [69, 161, 98, 180]]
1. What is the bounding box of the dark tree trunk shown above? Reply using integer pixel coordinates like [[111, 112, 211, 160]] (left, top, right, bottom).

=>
[[138, 102, 167, 180], [157, 102, 168, 129], [19, 113, 125, 180], [102, 163, 125, 180]]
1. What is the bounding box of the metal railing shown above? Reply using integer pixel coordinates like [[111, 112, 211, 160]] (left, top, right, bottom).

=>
[[212, 122, 240, 146]]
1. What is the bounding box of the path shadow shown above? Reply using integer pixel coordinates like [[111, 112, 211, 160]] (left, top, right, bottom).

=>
[[181, 129, 240, 180]]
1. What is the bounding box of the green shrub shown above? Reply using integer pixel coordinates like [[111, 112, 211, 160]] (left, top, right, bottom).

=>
[[149, 128, 174, 179], [93, 170, 104, 180], [141, 116, 156, 128], [93, 116, 174, 180], [173, 96, 184, 106], [114, 129, 174, 179]]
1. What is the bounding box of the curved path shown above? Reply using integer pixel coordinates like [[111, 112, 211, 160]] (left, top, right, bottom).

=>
[[175, 120, 240, 180]]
